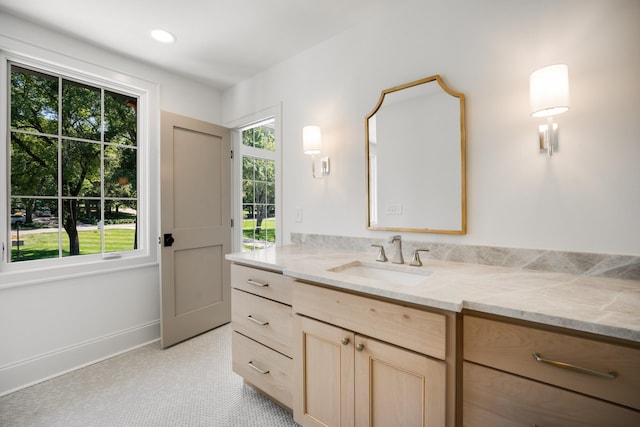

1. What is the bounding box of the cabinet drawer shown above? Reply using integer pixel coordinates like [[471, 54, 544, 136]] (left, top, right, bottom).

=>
[[232, 289, 293, 357], [464, 315, 640, 410], [232, 331, 293, 409], [293, 282, 446, 359], [231, 263, 293, 305], [463, 362, 640, 427]]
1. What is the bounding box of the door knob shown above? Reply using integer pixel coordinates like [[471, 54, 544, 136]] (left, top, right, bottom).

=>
[[163, 233, 175, 247], [355, 343, 365, 352], [341, 337, 350, 345]]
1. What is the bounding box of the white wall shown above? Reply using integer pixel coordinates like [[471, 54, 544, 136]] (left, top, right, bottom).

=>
[[0, 12, 224, 395], [1, 0, 638, 397], [223, 0, 640, 256]]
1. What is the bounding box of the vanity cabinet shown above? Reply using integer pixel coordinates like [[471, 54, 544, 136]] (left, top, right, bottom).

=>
[[293, 281, 455, 427], [463, 314, 640, 426], [230, 263, 295, 408]]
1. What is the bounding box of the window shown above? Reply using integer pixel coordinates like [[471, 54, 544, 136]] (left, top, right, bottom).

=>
[[239, 119, 277, 251], [7, 63, 139, 263]]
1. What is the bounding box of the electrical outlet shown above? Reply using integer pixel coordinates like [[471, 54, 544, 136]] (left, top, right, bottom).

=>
[[295, 207, 303, 223]]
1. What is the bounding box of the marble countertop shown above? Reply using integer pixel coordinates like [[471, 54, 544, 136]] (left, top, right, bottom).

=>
[[226, 245, 640, 342]]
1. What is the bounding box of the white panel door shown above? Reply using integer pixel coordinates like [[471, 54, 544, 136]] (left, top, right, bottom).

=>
[[160, 111, 231, 348]]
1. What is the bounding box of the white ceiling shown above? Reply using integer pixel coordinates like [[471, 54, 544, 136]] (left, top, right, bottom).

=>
[[0, 0, 392, 89]]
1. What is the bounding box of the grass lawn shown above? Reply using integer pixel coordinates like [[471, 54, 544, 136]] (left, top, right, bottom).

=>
[[12, 218, 274, 260], [11, 228, 136, 262], [242, 218, 275, 250]]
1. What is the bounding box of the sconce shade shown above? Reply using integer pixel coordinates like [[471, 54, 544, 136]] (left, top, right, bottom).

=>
[[303, 125, 322, 154], [529, 64, 570, 118]]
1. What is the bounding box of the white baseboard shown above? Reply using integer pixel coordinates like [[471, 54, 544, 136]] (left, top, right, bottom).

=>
[[0, 320, 160, 397]]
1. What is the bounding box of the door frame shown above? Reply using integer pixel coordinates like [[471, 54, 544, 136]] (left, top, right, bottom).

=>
[[225, 104, 283, 252]]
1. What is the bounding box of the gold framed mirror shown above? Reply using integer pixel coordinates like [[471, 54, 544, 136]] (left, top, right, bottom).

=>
[[366, 75, 466, 234]]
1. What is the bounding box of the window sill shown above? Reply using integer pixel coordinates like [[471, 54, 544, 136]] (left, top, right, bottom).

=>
[[0, 255, 158, 290]]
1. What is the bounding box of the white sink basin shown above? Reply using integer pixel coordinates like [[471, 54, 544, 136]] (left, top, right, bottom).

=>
[[327, 261, 432, 285]]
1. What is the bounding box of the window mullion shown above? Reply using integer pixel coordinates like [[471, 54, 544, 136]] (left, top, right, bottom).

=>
[[58, 75, 63, 259], [243, 145, 277, 161], [100, 88, 105, 255]]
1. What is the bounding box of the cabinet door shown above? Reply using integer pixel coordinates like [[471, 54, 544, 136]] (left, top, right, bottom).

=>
[[355, 335, 446, 427], [294, 315, 355, 427]]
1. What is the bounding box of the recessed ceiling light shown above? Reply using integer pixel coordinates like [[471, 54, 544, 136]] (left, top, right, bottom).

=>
[[151, 29, 176, 44]]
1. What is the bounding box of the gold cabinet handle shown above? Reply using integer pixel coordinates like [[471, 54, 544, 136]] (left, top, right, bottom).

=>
[[247, 315, 269, 326], [341, 337, 350, 345], [532, 352, 618, 380], [248, 361, 269, 375], [356, 343, 365, 352], [247, 279, 268, 287]]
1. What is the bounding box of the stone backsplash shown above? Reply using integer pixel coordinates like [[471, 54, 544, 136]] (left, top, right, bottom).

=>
[[290, 233, 640, 281]]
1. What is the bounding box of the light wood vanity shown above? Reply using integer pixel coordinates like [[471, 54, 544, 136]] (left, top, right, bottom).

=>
[[463, 313, 640, 426], [293, 281, 458, 427], [230, 263, 294, 408], [228, 247, 640, 427]]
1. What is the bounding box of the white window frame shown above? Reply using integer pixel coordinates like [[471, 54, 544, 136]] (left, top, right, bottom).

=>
[[227, 105, 282, 253], [0, 50, 158, 288]]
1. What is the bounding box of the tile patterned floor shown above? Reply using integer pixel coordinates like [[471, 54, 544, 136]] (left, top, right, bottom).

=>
[[0, 324, 299, 426]]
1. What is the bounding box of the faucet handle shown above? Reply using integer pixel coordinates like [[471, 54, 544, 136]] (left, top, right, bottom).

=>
[[410, 249, 430, 266], [371, 244, 388, 262]]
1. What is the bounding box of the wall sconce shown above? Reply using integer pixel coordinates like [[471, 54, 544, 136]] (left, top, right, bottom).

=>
[[529, 64, 570, 157], [303, 125, 330, 178]]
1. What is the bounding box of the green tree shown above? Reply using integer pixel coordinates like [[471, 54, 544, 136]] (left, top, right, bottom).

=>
[[10, 67, 59, 224], [242, 125, 275, 234], [10, 66, 137, 257], [104, 91, 137, 210]]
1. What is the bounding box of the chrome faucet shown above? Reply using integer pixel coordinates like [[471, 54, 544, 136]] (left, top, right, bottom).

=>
[[371, 244, 388, 262], [410, 249, 430, 266], [388, 235, 404, 264]]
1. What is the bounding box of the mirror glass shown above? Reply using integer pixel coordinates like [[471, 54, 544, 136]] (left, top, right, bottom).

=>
[[366, 75, 466, 234]]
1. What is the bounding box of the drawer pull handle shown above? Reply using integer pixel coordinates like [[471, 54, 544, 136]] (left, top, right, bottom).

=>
[[532, 352, 618, 380], [248, 361, 269, 375], [247, 279, 268, 287], [247, 315, 269, 326]]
